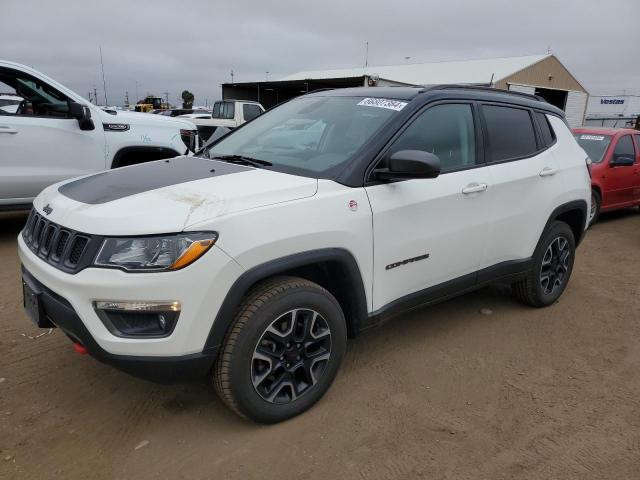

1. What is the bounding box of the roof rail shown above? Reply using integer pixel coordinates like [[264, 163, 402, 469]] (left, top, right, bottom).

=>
[[427, 84, 546, 103]]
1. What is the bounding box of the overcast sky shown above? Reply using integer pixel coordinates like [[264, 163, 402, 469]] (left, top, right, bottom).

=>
[[1, 0, 638, 107]]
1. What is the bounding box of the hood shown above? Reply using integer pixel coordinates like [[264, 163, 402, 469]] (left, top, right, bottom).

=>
[[34, 157, 318, 236], [96, 108, 196, 130]]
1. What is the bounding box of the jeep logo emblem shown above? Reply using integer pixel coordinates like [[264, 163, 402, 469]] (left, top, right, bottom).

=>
[[42, 204, 53, 215]]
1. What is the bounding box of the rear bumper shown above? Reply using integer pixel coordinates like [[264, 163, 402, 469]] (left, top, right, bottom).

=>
[[22, 267, 217, 383]]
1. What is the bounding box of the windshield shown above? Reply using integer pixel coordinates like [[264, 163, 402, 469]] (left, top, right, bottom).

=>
[[203, 96, 403, 178], [574, 133, 612, 163]]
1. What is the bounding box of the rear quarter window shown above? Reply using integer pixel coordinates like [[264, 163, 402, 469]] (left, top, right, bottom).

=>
[[535, 112, 556, 147], [482, 105, 538, 162]]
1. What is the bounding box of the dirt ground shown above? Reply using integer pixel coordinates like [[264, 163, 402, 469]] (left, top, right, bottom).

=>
[[1, 209, 639, 480]]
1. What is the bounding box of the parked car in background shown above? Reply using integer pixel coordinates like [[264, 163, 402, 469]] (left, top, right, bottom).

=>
[[0, 60, 199, 210], [573, 127, 640, 225], [178, 111, 212, 120], [191, 99, 264, 141], [19, 86, 590, 422]]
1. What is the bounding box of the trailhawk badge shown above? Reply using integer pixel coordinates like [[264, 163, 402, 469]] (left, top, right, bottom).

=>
[[348, 200, 358, 211], [42, 204, 53, 215]]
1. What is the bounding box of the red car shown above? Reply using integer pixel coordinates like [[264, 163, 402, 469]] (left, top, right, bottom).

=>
[[573, 127, 640, 225]]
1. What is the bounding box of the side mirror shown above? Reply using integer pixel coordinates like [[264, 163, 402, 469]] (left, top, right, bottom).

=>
[[375, 150, 441, 180], [69, 102, 95, 131], [610, 155, 634, 167]]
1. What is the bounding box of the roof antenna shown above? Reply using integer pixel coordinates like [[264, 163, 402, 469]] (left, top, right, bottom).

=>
[[99, 45, 108, 106], [489, 72, 495, 87], [364, 41, 369, 67]]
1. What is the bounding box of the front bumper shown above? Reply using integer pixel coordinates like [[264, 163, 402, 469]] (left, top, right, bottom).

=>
[[18, 233, 244, 380], [23, 267, 215, 383]]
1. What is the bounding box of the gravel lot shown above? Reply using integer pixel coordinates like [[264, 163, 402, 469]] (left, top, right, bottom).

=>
[[1, 209, 639, 480]]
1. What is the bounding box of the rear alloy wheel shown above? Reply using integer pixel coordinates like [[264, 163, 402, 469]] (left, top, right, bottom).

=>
[[513, 221, 575, 307], [214, 276, 346, 423]]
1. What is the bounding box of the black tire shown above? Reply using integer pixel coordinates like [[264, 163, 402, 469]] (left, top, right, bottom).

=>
[[213, 276, 347, 423], [588, 189, 601, 227], [512, 221, 575, 308]]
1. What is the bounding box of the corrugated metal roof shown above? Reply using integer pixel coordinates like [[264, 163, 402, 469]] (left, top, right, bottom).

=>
[[281, 54, 551, 86]]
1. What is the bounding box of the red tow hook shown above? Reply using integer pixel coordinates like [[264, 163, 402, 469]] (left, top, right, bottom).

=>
[[73, 342, 88, 355]]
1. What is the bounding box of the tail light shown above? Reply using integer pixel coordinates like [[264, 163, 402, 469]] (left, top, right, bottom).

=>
[[180, 129, 197, 153], [585, 157, 592, 178]]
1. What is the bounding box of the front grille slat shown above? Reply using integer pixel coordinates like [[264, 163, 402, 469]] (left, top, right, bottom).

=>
[[22, 208, 97, 274]]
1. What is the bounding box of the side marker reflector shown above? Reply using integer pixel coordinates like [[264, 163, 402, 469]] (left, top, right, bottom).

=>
[[73, 342, 88, 355]]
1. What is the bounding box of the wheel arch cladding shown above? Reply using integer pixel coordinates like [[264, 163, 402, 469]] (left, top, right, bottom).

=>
[[549, 200, 588, 246], [111, 146, 181, 168], [203, 248, 368, 354]]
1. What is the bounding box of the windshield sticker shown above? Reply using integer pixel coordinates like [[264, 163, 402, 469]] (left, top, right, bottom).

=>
[[357, 98, 407, 111], [580, 135, 605, 141]]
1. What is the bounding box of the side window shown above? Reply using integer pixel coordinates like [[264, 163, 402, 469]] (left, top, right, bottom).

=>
[[387, 103, 476, 173], [0, 69, 69, 117], [483, 105, 537, 161], [635, 135, 640, 157], [535, 112, 556, 147], [243, 104, 262, 121], [613, 135, 635, 160], [224, 102, 235, 120]]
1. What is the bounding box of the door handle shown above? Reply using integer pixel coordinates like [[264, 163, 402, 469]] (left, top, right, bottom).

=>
[[539, 167, 558, 177], [0, 125, 18, 134], [462, 183, 488, 194]]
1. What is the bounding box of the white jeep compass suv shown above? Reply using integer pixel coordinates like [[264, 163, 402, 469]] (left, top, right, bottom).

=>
[[18, 86, 591, 423]]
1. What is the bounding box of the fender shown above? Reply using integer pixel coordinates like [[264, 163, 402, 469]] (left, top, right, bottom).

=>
[[202, 248, 369, 354], [110, 146, 182, 169]]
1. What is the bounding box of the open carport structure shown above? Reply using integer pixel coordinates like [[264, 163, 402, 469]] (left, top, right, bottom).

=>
[[222, 54, 589, 127]]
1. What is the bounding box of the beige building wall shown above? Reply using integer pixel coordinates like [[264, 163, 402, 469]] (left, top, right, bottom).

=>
[[494, 55, 587, 93]]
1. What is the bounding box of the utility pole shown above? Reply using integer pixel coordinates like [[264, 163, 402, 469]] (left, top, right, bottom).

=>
[[135, 81, 139, 103], [164, 91, 169, 108], [99, 45, 108, 105], [404, 56, 411, 64], [93, 87, 98, 105], [265, 71, 269, 81], [125, 91, 130, 107], [364, 41, 369, 67], [230, 69, 235, 83], [88, 91, 93, 103]]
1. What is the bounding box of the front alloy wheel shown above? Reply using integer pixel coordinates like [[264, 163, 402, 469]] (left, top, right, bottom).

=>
[[213, 276, 346, 423], [252, 308, 332, 404]]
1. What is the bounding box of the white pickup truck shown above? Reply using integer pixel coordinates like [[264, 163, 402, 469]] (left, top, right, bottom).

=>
[[185, 99, 264, 141], [0, 60, 199, 210]]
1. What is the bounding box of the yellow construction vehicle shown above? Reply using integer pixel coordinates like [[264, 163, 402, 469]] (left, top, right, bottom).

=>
[[134, 96, 166, 113]]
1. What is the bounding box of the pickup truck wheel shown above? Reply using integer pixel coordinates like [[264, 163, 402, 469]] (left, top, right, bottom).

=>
[[512, 221, 575, 308], [213, 276, 346, 423]]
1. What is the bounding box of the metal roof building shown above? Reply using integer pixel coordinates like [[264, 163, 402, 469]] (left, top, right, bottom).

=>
[[222, 54, 589, 127]]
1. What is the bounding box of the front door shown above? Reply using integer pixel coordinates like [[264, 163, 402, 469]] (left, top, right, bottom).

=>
[[605, 134, 637, 207], [365, 102, 491, 311], [0, 68, 105, 204]]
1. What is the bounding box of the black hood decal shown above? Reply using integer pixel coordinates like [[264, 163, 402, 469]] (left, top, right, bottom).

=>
[[58, 157, 250, 205]]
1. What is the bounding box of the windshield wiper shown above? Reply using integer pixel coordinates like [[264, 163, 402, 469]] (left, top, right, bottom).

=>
[[211, 154, 272, 168]]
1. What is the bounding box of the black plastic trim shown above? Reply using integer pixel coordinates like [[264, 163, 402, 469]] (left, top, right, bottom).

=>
[[21, 266, 215, 383], [362, 258, 533, 331], [202, 248, 368, 352], [545, 199, 588, 246]]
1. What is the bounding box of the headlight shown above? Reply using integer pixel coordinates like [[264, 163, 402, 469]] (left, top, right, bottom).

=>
[[94, 232, 217, 272]]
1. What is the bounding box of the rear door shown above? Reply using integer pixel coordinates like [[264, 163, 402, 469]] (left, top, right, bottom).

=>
[[365, 102, 491, 311], [606, 135, 637, 206], [481, 105, 562, 267]]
